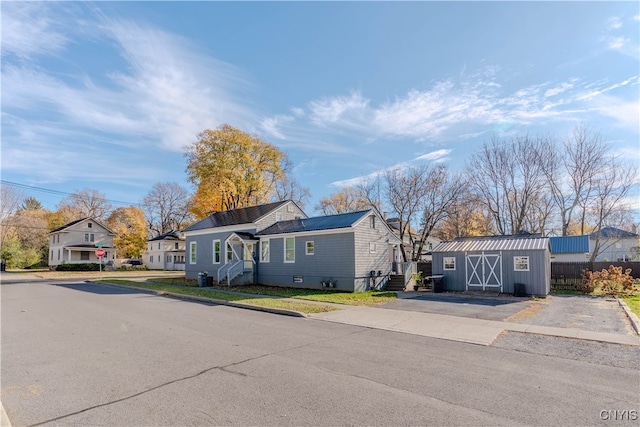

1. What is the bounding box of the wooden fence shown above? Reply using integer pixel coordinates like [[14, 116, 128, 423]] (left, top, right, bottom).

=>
[[551, 261, 639, 291]]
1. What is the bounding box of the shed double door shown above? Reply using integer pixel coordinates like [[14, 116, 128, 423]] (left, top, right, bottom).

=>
[[465, 252, 502, 292]]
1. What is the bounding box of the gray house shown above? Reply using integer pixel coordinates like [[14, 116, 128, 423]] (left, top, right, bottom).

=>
[[182, 202, 401, 292], [256, 210, 402, 292], [432, 235, 551, 297], [182, 201, 307, 284]]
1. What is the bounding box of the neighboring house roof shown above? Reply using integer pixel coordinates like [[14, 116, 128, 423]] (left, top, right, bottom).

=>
[[49, 217, 115, 235], [149, 231, 183, 242], [549, 235, 589, 254], [589, 227, 638, 239], [257, 210, 372, 236], [183, 201, 292, 232], [433, 235, 549, 252]]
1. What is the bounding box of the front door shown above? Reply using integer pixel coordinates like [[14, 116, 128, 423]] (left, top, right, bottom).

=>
[[466, 252, 502, 292]]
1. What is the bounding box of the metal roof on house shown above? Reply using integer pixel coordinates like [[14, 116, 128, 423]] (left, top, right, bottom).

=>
[[433, 236, 550, 252], [549, 235, 589, 254], [257, 210, 372, 236], [183, 201, 291, 232], [589, 227, 638, 239]]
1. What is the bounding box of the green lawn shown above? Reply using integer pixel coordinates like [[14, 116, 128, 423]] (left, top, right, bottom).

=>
[[149, 279, 398, 306], [621, 294, 640, 318], [96, 279, 337, 314]]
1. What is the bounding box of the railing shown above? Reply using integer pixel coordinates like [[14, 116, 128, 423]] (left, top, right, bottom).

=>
[[217, 260, 244, 285], [371, 269, 392, 291], [403, 261, 415, 290]]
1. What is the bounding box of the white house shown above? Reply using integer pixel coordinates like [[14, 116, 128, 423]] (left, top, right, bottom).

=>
[[48, 218, 115, 267], [590, 227, 640, 262], [144, 231, 186, 270]]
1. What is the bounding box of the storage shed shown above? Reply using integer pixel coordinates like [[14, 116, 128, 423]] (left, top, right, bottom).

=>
[[432, 235, 551, 297]]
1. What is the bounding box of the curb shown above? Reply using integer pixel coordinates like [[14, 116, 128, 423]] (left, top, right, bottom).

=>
[[615, 296, 640, 335], [84, 281, 307, 318]]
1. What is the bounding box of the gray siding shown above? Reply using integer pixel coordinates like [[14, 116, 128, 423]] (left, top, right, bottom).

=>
[[185, 227, 256, 279], [254, 201, 306, 232], [258, 232, 356, 291], [353, 213, 395, 292], [433, 249, 550, 296]]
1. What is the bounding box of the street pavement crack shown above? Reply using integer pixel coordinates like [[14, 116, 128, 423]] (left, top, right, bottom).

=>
[[27, 359, 255, 427], [28, 329, 369, 426]]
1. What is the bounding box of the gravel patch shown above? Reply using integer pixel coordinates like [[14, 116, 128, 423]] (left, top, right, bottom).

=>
[[493, 331, 640, 370]]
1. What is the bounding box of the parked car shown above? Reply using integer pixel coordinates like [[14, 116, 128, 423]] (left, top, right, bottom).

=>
[[122, 259, 143, 266]]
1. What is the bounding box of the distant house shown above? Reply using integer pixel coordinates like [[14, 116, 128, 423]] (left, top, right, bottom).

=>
[[549, 235, 590, 262], [589, 227, 640, 262], [432, 234, 551, 297], [48, 218, 115, 267], [386, 217, 440, 262], [144, 231, 186, 270], [182, 201, 402, 291]]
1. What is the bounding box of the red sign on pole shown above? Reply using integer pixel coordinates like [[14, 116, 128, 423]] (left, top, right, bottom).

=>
[[95, 248, 105, 258]]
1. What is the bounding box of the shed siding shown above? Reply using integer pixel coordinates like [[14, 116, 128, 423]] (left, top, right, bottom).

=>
[[353, 214, 395, 292], [258, 232, 356, 290], [185, 227, 256, 279], [433, 249, 550, 297]]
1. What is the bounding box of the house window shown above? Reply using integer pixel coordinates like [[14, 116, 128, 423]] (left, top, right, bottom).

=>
[[88, 222, 92, 228], [57, 249, 60, 260], [285, 237, 295, 263], [213, 240, 221, 264], [57, 234, 60, 243], [369, 242, 377, 253], [150, 255, 154, 263], [276, 212, 283, 222], [84, 233, 94, 242], [175, 242, 179, 250], [261, 239, 270, 263], [50, 250, 53, 260], [370, 216, 376, 229], [306, 241, 314, 255], [444, 257, 456, 270], [158, 242, 161, 250], [514, 256, 529, 271], [189, 242, 197, 264], [81, 252, 90, 260], [226, 242, 233, 262]]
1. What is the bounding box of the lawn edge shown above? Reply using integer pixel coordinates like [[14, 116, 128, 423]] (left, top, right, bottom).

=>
[[86, 280, 309, 318], [616, 296, 640, 335]]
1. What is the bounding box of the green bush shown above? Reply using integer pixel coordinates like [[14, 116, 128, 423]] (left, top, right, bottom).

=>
[[55, 263, 103, 271]]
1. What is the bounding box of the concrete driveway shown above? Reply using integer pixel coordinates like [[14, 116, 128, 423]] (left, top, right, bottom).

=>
[[380, 291, 635, 335]]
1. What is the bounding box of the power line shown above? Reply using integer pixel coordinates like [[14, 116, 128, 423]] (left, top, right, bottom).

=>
[[0, 180, 140, 207]]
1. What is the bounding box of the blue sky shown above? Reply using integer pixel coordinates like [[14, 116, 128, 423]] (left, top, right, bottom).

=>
[[2, 1, 639, 214]]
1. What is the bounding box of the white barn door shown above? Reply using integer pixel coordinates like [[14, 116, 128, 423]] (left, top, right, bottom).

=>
[[465, 252, 502, 292]]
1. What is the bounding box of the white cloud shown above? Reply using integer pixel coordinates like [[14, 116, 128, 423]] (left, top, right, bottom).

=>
[[608, 17, 623, 30], [608, 36, 628, 50], [1, 2, 71, 59], [544, 82, 574, 97], [260, 115, 294, 140]]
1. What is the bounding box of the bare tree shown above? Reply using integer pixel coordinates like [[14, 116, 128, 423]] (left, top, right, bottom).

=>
[[433, 191, 494, 240], [414, 166, 467, 260], [587, 159, 637, 261], [272, 156, 311, 209], [542, 125, 609, 236], [384, 165, 431, 262], [315, 186, 371, 215], [0, 184, 24, 256], [468, 135, 552, 235], [58, 188, 113, 221], [142, 182, 193, 236]]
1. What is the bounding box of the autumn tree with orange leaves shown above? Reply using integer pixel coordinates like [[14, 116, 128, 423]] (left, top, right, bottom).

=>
[[185, 125, 287, 218]]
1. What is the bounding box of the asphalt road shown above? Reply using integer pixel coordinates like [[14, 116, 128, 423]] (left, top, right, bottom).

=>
[[2, 279, 639, 426]]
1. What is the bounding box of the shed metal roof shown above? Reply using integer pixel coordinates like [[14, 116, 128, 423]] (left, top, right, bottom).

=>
[[257, 210, 371, 236], [549, 235, 589, 254], [433, 236, 549, 252]]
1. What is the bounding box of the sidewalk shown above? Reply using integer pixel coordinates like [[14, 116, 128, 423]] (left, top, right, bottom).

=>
[[306, 305, 640, 346]]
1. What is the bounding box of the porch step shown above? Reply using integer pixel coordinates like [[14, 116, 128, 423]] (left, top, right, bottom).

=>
[[384, 275, 405, 292]]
